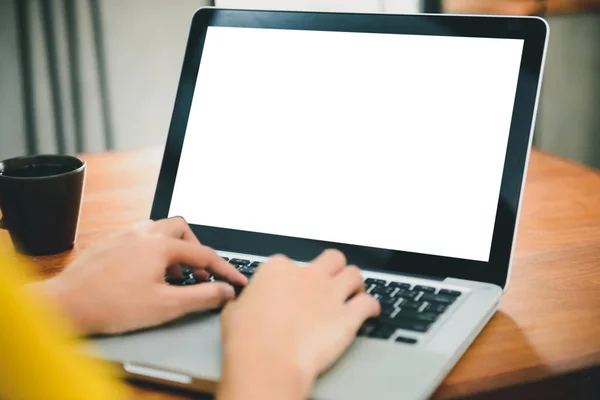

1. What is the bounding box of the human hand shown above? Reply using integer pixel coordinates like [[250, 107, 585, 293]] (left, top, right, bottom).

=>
[[218, 250, 380, 400], [37, 217, 247, 335]]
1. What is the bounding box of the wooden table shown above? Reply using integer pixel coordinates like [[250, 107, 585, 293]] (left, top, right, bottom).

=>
[[5, 148, 600, 399], [443, 0, 600, 15]]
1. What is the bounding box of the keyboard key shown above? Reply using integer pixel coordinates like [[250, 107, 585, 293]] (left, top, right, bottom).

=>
[[389, 282, 411, 289], [180, 266, 193, 276], [357, 326, 369, 337], [165, 276, 186, 286], [240, 265, 258, 274], [369, 324, 396, 340], [365, 278, 387, 286], [399, 300, 423, 310], [233, 285, 245, 296], [439, 289, 462, 297], [395, 310, 439, 323], [222, 257, 229, 261], [183, 276, 197, 285], [357, 320, 378, 337], [378, 315, 397, 327], [378, 296, 397, 306], [380, 304, 397, 317], [414, 285, 436, 293], [420, 293, 456, 305], [425, 303, 448, 314], [230, 258, 250, 266], [395, 336, 418, 344], [392, 319, 431, 333], [394, 289, 420, 300], [371, 286, 395, 296], [166, 266, 197, 284], [249, 261, 261, 267]]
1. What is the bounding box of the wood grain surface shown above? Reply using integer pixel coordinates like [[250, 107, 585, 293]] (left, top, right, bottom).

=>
[[443, 0, 600, 15], [2, 147, 599, 399]]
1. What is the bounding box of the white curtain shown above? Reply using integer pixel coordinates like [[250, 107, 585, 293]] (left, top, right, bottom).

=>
[[3, 0, 111, 157]]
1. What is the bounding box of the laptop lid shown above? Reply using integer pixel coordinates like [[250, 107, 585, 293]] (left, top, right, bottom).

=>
[[151, 8, 548, 289]]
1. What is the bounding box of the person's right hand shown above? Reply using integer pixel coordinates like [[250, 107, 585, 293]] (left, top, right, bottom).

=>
[[218, 250, 380, 400]]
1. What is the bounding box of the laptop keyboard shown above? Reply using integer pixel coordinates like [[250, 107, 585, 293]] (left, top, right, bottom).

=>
[[167, 258, 462, 344], [359, 278, 461, 342]]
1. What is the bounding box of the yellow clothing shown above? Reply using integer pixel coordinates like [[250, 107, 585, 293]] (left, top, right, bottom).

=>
[[0, 245, 128, 399]]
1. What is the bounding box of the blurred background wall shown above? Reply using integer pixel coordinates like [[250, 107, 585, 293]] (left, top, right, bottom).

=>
[[0, 0, 211, 158], [1, 0, 599, 169], [536, 12, 600, 169]]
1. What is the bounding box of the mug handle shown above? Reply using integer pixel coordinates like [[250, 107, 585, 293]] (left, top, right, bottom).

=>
[[0, 217, 4, 230]]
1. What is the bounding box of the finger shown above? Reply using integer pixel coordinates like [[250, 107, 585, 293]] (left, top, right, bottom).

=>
[[313, 293, 380, 376], [205, 261, 248, 287], [333, 265, 365, 300], [164, 282, 235, 314], [166, 265, 184, 279], [309, 249, 347, 276], [266, 254, 292, 266], [148, 216, 199, 243], [251, 254, 295, 279], [263, 254, 294, 270], [343, 293, 381, 334], [191, 269, 210, 281], [165, 265, 210, 281], [160, 238, 247, 286]]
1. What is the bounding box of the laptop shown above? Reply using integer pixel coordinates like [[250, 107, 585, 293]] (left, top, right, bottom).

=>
[[91, 8, 548, 400]]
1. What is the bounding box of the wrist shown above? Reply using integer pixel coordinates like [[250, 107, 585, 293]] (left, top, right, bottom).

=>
[[218, 343, 314, 400], [29, 277, 97, 335]]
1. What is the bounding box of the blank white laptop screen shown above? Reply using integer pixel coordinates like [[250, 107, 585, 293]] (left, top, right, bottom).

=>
[[168, 26, 524, 262]]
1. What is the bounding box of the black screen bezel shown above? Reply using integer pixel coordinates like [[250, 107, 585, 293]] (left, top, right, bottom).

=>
[[151, 8, 548, 289]]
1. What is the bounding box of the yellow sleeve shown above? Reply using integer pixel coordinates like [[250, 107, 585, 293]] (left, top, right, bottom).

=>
[[0, 245, 129, 400]]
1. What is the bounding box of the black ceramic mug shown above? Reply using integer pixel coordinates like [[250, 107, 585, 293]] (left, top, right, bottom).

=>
[[0, 155, 85, 255]]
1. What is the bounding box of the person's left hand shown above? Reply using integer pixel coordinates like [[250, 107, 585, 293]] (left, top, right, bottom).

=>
[[35, 217, 247, 335]]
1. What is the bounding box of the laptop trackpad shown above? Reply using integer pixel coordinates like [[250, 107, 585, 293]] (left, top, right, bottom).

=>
[[313, 337, 447, 400], [91, 312, 223, 382]]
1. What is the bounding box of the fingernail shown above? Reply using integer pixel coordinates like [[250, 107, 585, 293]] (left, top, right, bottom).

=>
[[223, 284, 235, 299]]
